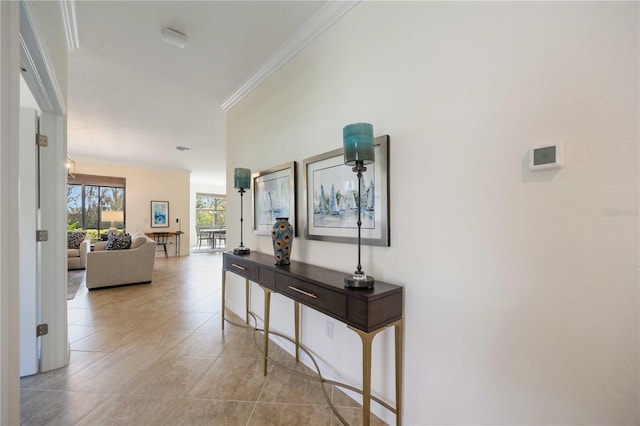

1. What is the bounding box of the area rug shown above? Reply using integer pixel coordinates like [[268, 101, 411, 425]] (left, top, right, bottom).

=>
[[67, 270, 85, 300]]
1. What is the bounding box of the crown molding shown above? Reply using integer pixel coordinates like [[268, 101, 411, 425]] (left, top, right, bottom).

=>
[[60, 0, 79, 52], [221, 0, 359, 111]]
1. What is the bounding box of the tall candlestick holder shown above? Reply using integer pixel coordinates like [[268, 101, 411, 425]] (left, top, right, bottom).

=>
[[343, 123, 375, 289], [233, 167, 251, 255]]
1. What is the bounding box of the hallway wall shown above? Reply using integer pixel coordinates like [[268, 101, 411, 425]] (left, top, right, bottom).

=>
[[225, 2, 639, 424]]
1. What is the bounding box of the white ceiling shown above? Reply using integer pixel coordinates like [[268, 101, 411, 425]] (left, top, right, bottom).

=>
[[67, 1, 332, 187]]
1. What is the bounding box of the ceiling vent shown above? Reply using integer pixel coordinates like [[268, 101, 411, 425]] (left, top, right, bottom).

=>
[[162, 28, 187, 49]]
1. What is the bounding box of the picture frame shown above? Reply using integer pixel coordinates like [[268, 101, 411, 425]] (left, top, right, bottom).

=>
[[252, 161, 297, 236], [150, 201, 169, 228], [303, 135, 389, 246]]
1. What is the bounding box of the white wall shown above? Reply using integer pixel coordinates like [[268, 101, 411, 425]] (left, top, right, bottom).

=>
[[74, 159, 191, 257], [226, 2, 639, 424], [20, 75, 39, 110]]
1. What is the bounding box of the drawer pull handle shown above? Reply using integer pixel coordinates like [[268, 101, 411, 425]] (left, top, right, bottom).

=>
[[288, 286, 317, 299], [232, 263, 246, 271]]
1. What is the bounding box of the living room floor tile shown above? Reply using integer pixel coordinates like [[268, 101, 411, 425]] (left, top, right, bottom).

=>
[[119, 326, 193, 351], [67, 324, 98, 344], [20, 389, 110, 426], [217, 329, 286, 362], [20, 350, 109, 392], [248, 402, 332, 426], [188, 356, 269, 401], [65, 345, 164, 393], [124, 354, 216, 397], [74, 394, 182, 426], [165, 329, 233, 358], [69, 326, 138, 352], [66, 307, 92, 324], [21, 253, 386, 425], [162, 311, 216, 330], [259, 360, 328, 405], [159, 398, 254, 426]]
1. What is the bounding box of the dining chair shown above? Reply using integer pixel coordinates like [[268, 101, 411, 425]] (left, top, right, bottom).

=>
[[196, 226, 213, 249], [214, 226, 226, 248], [153, 232, 169, 259]]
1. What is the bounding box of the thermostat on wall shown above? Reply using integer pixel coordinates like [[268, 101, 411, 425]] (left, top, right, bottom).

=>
[[529, 143, 562, 171]]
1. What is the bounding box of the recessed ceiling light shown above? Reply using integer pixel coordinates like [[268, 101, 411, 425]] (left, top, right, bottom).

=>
[[162, 27, 187, 49], [176, 146, 190, 152]]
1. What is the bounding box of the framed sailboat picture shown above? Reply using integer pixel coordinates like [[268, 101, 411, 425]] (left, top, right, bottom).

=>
[[303, 135, 389, 246], [252, 162, 297, 236]]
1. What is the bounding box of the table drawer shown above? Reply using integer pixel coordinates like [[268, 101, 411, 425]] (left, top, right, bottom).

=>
[[259, 267, 276, 289], [223, 256, 259, 282], [276, 274, 347, 319]]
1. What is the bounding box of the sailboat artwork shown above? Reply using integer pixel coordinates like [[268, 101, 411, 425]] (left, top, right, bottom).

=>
[[253, 163, 296, 235], [257, 177, 289, 224], [329, 185, 340, 216], [311, 162, 376, 230], [305, 135, 389, 246], [366, 179, 375, 211]]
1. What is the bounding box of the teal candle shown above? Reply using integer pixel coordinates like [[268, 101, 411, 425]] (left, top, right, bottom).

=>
[[234, 168, 251, 189], [343, 123, 374, 166]]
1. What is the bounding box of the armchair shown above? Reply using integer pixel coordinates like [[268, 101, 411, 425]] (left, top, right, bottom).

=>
[[67, 235, 90, 270]]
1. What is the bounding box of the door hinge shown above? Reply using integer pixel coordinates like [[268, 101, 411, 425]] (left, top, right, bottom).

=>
[[36, 324, 48, 337], [36, 230, 48, 241], [36, 133, 48, 147]]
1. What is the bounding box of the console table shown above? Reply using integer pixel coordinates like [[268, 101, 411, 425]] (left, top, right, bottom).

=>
[[144, 231, 183, 257], [221, 251, 404, 425]]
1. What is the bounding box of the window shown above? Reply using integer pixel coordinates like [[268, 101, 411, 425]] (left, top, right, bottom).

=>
[[67, 174, 126, 241], [195, 193, 225, 228]]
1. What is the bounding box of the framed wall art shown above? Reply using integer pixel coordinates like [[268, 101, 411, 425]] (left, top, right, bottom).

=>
[[150, 200, 169, 228], [303, 135, 389, 246], [252, 161, 297, 235]]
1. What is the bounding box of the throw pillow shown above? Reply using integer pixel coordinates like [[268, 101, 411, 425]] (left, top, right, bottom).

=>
[[129, 236, 147, 250], [105, 233, 131, 250], [67, 231, 86, 249]]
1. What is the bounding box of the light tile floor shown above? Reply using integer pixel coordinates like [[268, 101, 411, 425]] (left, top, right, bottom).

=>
[[20, 253, 386, 425]]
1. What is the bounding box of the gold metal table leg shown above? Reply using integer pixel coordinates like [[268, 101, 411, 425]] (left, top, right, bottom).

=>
[[350, 326, 380, 425], [261, 286, 272, 376], [245, 279, 250, 325], [394, 319, 404, 426], [294, 301, 300, 362], [221, 270, 226, 331], [349, 319, 404, 426], [221, 272, 250, 330]]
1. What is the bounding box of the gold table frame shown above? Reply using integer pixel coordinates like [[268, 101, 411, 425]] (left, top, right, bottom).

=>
[[222, 271, 404, 426]]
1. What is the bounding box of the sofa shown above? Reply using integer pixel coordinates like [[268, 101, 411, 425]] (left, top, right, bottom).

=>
[[86, 232, 156, 289], [67, 231, 90, 270]]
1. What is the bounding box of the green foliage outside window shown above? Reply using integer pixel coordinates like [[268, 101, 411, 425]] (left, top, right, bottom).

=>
[[67, 179, 126, 242], [196, 193, 225, 228]]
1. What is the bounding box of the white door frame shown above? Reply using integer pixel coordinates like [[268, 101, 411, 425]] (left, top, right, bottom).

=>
[[1, 0, 68, 422], [38, 111, 69, 372], [0, 2, 23, 424], [19, 108, 38, 377], [19, 0, 68, 374]]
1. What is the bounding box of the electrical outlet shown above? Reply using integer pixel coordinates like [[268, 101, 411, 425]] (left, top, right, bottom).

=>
[[325, 320, 333, 340]]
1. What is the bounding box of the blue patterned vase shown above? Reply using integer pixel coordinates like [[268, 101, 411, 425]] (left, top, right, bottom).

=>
[[272, 217, 293, 265]]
